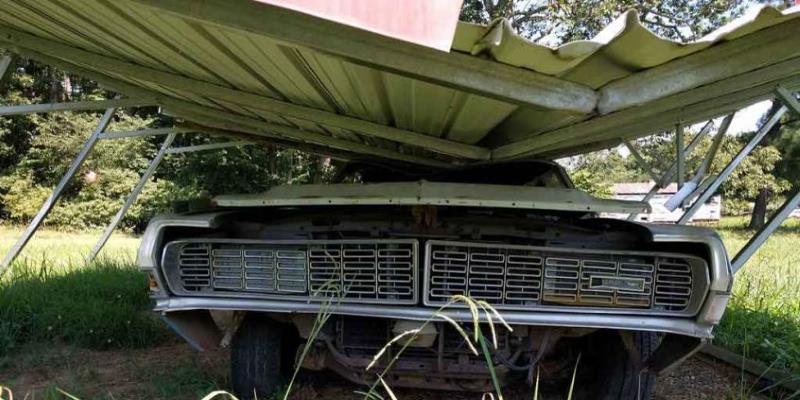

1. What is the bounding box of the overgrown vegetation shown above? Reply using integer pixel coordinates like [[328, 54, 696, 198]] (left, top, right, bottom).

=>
[[713, 217, 800, 374], [0, 228, 166, 356], [0, 59, 335, 232], [2, 215, 799, 382]]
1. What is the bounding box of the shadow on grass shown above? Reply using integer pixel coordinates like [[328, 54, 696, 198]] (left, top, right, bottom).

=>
[[0, 258, 169, 357]]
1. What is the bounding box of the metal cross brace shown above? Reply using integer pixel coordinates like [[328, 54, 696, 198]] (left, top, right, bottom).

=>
[[729, 86, 800, 273], [625, 121, 714, 221], [0, 107, 117, 275], [678, 94, 790, 225], [85, 133, 177, 264], [85, 138, 253, 263]]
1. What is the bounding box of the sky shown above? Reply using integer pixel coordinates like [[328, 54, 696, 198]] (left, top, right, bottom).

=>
[[612, 99, 774, 159]]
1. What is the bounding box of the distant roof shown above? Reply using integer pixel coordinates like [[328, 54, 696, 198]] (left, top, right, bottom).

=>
[[614, 182, 679, 195], [0, 2, 798, 167]]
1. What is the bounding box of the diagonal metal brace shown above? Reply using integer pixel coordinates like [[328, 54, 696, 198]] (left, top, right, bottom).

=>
[[86, 133, 177, 264], [731, 188, 800, 273], [0, 107, 117, 275], [0, 54, 15, 90], [624, 140, 661, 183], [678, 103, 788, 225], [626, 121, 713, 221]]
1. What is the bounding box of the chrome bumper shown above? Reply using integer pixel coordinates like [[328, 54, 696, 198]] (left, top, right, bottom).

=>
[[139, 213, 732, 339]]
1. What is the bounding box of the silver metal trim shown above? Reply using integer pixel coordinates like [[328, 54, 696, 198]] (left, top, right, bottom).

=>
[[161, 238, 419, 305], [153, 296, 716, 338], [422, 240, 709, 317]]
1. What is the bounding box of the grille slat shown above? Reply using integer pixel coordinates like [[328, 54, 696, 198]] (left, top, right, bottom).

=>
[[654, 258, 694, 310], [165, 240, 416, 304], [166, 239, 701, 314], [425, 240, 701, 314]]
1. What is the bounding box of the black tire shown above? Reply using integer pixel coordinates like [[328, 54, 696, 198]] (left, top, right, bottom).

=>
[[231, 314, 285, 400], [575, 330, 660, 400]]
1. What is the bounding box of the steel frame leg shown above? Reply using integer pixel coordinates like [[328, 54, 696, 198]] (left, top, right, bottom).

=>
[[626, 122, 713, 221], [731, 188, 800, 273], [86, 133, 177, 264], [0, 54, 14, 85], [676, 122, 685, 189], [0, 107, 116, 275]]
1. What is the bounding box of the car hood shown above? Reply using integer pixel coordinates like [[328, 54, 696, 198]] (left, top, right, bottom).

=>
[[213, 181, 650, 214]]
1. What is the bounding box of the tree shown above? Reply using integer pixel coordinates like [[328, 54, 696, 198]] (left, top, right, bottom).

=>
[[748, 95, 800, 228], [567, 150, 646, 197], [0, 54, 337, 230], [459, 0, 745, 45]]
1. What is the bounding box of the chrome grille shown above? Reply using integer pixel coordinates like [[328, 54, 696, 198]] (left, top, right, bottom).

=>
[[176, 243, 211, 291], [427, 243, 544, 307], [425, 240, 705, 315], [654, 257, 693, 311], [544, 255, 655, 308], [308, 243, 416, 302], [162, 239, 417, 304]]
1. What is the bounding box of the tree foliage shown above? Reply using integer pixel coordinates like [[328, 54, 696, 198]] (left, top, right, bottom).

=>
[[0, 55, 334, 231], [565, 119, 794, 218], [460, 0, 747, 45], [1, 1, 796, 230]]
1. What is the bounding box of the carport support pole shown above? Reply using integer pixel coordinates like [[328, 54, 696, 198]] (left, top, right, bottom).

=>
[[0, 54, 13, 82], [0, 107, 117, 275], [676, 122, 685, 190], [677, 105, 788, 225], [626, 122, 713, 221], [86, 133, 177, 264], [731, 189, 800, 273]]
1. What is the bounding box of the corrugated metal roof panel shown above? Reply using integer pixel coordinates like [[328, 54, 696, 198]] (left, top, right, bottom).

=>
[[0, 1, 798, 166]]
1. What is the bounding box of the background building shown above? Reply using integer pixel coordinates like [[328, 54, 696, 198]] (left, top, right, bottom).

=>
[[609, 182, 722, 223]]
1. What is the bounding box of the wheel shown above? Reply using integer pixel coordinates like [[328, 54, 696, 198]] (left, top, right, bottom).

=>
[[231, 314, 286, 399], [574, 330, 660, 400]]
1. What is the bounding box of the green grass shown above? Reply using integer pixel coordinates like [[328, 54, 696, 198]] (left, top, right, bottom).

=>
[[0, 217, 798, 380], [0, 226, 168, 357], [711, 217, 800, 374], [0, 226, 139, 272]]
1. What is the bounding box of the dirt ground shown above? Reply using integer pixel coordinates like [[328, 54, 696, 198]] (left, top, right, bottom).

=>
[[0, 341, 773, 400]]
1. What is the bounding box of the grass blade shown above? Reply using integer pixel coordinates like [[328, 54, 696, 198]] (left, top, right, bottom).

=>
[[379, 377, 398, 400], [478, 333, 504, 400], [367, 328, 422, 370], [434, 313, 478, 355], [452, 295, 481, 342], [566, 353, 582, 400]]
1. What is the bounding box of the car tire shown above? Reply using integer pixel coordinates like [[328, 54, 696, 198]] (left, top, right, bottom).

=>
[[231, 314, 285, 400], [575, 330, 660, 400], [605, 331, 659, 400]]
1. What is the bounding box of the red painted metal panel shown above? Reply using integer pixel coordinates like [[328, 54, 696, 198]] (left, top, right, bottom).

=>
[[254, 0, 463, 51]]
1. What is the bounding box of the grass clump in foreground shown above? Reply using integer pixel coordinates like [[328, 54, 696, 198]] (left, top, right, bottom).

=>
[[0, 257, 169, 357], [713, 217, 800, 374]]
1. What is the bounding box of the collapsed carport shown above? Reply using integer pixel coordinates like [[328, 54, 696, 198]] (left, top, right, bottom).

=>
[[1, 1, 798, 272], [0, 3, 800, 379]]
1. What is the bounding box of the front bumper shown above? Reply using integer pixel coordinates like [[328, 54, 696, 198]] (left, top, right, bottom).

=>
[[138, 213, 732, 339]]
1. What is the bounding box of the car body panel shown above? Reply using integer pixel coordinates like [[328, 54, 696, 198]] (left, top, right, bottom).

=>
[[213, 181, 651, 214]]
